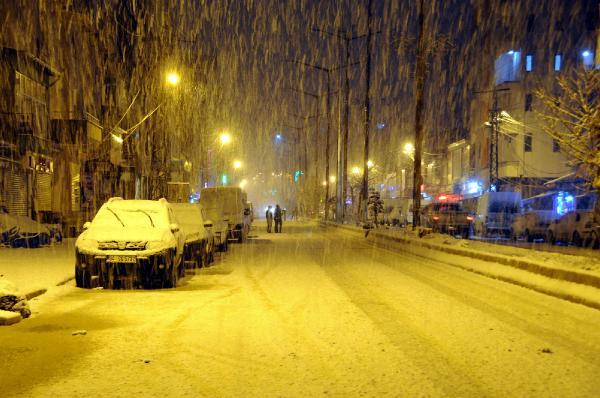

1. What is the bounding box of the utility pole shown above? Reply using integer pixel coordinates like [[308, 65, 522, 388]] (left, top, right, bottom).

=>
[[286, 87, 322, 214], [313, 28, 368, 224], [288, 60, 346, 220], [474, 87, 509, 191], [361, 0, 373, 223], [412, 0, 426, 229]]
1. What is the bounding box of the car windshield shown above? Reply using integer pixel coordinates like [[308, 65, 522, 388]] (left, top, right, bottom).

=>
[[92, 206, 165, 228]]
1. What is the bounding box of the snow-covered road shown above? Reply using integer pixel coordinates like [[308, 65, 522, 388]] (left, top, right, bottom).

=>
[[1, 221, 599, 397]]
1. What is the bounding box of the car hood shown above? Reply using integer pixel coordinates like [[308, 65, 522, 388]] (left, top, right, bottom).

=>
[[82, 226, 169, 243]]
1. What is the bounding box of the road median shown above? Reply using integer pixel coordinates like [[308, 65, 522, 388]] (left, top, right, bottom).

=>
[[321, 221, 600, 310]]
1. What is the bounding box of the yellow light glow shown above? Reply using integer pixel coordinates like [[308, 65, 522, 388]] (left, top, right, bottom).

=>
[[233, 160, 242, 169], [403, 143, 414, 153], [219, 132, 232, 146], [111, 133, 123, 144], [239, 179, 248, 189], [329, 175, 336, 183], [322, 180, 327, 186], [367, 160, 374, 168], [166, 72, 181, 86], [351, 166, 361, 175]]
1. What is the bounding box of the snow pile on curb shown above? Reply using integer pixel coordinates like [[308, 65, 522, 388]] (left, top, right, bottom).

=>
[[0, 279, 31, 325], [321, 221, 600, 310]]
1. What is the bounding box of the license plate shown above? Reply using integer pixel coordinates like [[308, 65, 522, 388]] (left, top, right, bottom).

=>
[[107, 255, 137, 263]]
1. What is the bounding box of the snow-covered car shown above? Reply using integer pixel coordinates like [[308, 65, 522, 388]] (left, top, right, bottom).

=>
[[201, 204, 229, 252], [0, 210, 51, 248], [510, 211, 551, 242], [546, 210, 595, 247], [170, 203, 215, 268], [75, 198, 185, 289]]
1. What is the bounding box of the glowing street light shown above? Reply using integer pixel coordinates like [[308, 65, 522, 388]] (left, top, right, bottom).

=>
[[329, 175, 336, 183], [322, 180, 327, 186], [239, 179, 248, 189], [367, 160, 374, 169], [233, 160, 242, 169], [403, 142, 415, 160], [351, 166, 361, 175], [165, 71, 181, 86], [219, 132, 232, 146]]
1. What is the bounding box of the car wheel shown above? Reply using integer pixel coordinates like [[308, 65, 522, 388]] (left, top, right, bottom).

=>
[[572, 231, 583, 247], [75, 266, 90, 288], [547, 231, 555, 245], [162, 250, 178, 288], [591, 231, 599, 250]]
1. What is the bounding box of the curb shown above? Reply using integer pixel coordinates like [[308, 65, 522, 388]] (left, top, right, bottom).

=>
[[22, 275, 74, 301], [321, 221, 600, 302]]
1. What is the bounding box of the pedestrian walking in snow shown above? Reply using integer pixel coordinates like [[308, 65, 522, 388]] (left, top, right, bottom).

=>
[[266, 206, 273, 233], [274, 204, 283, 233]]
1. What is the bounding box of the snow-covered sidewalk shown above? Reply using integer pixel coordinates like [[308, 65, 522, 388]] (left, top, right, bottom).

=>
[[0, 239, 75, 297]]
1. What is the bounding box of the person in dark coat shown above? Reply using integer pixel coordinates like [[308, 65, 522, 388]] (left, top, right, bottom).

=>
[[266, 206, 273, 233], [274, 204, 283, 233]]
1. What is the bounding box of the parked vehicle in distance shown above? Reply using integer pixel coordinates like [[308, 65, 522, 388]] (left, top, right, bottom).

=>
[[382, 197, 412, 226], [0, 210, 52, 248], [474, 191, 522, 237], [170, 203, 215, 268], [201, 204, 229, 252], [510, 212, 550, 242], [511, 192, 557, 242], [588, 223, 600, 249], [420, 202, 473, 238], [246, 201, 254, 223], [547, 210, 595, 246], [200, 187, 250, 243], [75, 198, 185, 289]]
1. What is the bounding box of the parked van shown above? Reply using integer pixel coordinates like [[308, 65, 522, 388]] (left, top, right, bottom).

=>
[[474, 191, 522, 237], [510, 192, 557, 242], [200, 187, 250, 243]]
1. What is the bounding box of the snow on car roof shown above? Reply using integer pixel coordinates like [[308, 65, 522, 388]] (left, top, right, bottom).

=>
[[170, 203, 207, 240]]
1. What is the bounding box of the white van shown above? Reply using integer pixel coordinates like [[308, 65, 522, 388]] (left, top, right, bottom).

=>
[[474, 191, 522, 237], [200, 187, 250, 243]]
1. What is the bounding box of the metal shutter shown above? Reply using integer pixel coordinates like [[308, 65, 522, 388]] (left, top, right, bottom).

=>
[[7, 170, 28, 216], [35, 172, 52, 211]]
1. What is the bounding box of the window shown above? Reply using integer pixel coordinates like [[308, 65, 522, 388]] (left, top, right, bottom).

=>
[[524, 134, 532, 152], [553, 139, 560, 152], [525, 94, 533, 111], [554, 54, 562, 71], [525, 54, 533, 71]]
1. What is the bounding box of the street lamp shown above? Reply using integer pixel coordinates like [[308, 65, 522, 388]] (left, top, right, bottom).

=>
[[367, 160, 374, 169], [233, 160, 242, 170], [403, 143, 415, 160], [239, 179, 248, 189], [219, 132, 232, 146], [351, 166, 362, 175], [165, 71, 181, 87], [329, 175, 336, 183]]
